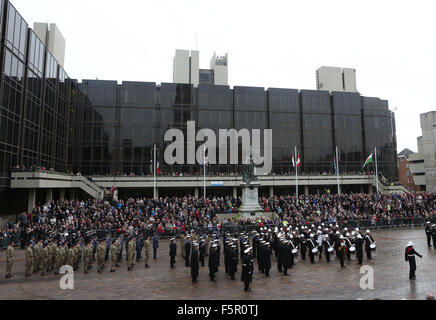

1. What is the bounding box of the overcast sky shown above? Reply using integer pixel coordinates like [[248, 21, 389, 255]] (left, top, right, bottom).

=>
[[11, 0, 436, 153]]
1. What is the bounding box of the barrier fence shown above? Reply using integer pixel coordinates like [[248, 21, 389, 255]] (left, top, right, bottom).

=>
[[1, 216, 434, 250]]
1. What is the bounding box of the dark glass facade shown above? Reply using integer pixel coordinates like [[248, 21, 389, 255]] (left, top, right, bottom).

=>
[[0, 0, 399, 195]]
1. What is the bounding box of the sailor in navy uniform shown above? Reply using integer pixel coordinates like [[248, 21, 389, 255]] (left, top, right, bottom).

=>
[[405, 241, 422, 280], [425, 222, 432, 247], [241, 247, 254, 291]]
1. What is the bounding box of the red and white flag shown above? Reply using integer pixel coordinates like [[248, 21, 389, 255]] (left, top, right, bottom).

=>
[[292, 155, 301, 168]]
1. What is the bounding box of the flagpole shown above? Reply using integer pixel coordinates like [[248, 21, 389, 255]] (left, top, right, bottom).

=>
[[375, 147, 379, 194], [336, 146, 340, 194], [203, 145, 206, 199], [295, 146, 298, 199], [153, 144, 156, 199]]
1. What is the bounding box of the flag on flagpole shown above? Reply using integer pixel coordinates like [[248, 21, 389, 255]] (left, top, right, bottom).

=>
[[363, 153, 373, 168], [156, 154, 160, 175], [292, 156, 295, 168], [296, 155, 301, 168]]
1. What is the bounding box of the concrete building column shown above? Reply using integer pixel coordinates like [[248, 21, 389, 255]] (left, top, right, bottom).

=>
[[368, 185, 372, 194], [194, 187, 199, 198], [46, 188, 53, 201], [269, 185, 274, 198], [304, 185, 309, 196], [154, 188, 159, 199], [27, 189, 36, 213], [70, 189, 76, 201], [360, 184, 364, 194], [60, 188, 65, 201], [233, 187, 237, 199]]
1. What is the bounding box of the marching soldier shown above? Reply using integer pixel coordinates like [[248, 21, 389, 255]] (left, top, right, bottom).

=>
[[41, 241, 49, 276], [5, 241, 14, 279], [169, 238, 177, 268], [425, 222, 432, 247], [185, 235, 191, 267], [324, 235, 333, 263], [344, 233, 353, 261], [205, 234, 210, 257], [281, 240, 291, 275], [62, 242, 69, 267], [54, 242, 63, 275], [405, 241, 422, 280], [25, 241, 34, 277], [190, 242, 200, 282], [336, 235, 346, 268], [127, 237, 135, 271], [68, 243, 75, 269], [229, 244, 238, 280], [33, 240, 41, 273], [264, 242, 271, 277], [110, 239, 118, 272], [83, 241, 92, 273], [355, 234, 364, 265], [364, 230, 375, 260], [208, 243, 219, 281], [144, 236, 151, 268], [300, 234, 307, 260], [241, 247, 254, 292], [180, 233, 186, 260], [307, 234, 316, 264], [115, 236, 122, 267], [97, 239, 106, 273], [199, 238, 206, 267]]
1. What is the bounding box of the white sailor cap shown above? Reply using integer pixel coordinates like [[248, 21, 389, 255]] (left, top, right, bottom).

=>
[[346, 233, 350, 237], [357, 234, 362, 239], [170, 238, 175, 241], [318, 226, 322, 230], [407, 241, 414, 247], [344, 228, 348, 231], [289, 235, 294, 239], [366, 229, 370, 233], [244, 247, 252, 254], [310, 233, 314, 238], [339, 235, 344, 239], [212, 244, 217, 248], [335, 231, 340, 235]]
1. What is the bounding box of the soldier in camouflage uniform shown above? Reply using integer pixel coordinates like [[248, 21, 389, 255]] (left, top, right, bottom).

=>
[[25, 241, 34, 277], [33, 240, 41, 273], [115, 236, 121, 267], [41, 241, 49, 276], [144, 236, 151, 268], [62, 242, 69, 266], [74, 242, 82, 271], [68, 244, 75, 269], [5, 241, 15, 278], [110, 239, 118, 272], [54, 242, 63, 275], [83, 242, 92, 273], [127, 237, 135, 271], [97, 239, 105, 273], [50, 241, 57, 272]]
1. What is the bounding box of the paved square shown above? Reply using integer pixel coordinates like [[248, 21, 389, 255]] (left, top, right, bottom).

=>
[[0, 227, 434, 300]]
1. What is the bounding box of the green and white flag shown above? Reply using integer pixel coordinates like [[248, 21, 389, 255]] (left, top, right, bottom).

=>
[[363, 153, 373, 168]]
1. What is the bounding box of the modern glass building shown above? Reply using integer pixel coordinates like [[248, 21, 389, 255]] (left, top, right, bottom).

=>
[[0, 0, 398, 212]]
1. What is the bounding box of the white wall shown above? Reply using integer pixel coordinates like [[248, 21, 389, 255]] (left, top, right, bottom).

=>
[[316, 66, 343, 92], [190, 50, 199, 87], [48, 24, 66, 68], [173, 49, 190, 84], [343, 68, 357, 92]]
